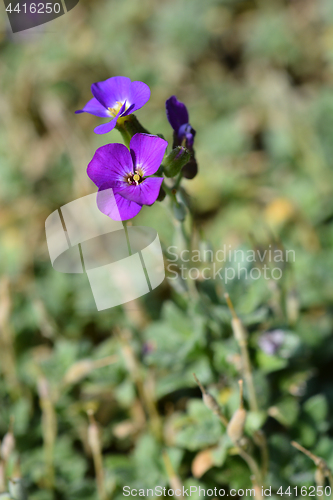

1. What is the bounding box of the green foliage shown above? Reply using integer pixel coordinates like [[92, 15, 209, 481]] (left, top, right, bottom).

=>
[[1, 0, 333, 498]]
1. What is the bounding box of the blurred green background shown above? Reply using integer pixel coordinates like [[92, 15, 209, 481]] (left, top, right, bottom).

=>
[[1, 0, 333, 498]]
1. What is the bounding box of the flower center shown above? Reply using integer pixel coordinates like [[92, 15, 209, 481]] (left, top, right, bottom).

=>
[[108, 101, 123, 117], [125, 170, 144, 186]]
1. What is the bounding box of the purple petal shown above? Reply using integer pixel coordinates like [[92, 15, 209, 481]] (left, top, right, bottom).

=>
[[117, 177, 163, 206], [130, 133, 168, 176], [94, 116, 118, 135], [166, 96, 189, 132], [97, 185, 142, 221], [122, 81, 151, 116], [178, 123, 196, 149], [94, 102, 127, 135], [75, 97, 109, 118], [87, 143, 133, 188], [91, 76, 131, 109]]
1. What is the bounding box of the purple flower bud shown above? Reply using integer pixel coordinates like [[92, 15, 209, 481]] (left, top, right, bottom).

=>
[[165, 96, 196, 150], [165, 96, 198, 179]]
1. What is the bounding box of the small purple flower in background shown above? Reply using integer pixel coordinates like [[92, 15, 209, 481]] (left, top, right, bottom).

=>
[[87, 133, 167, 221], [76, 76, 150, 135], [258, 330, 285, 356], [166, 96, 196, 149]]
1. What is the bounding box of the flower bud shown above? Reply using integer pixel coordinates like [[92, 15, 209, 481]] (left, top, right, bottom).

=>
[[163, 146, 191, 178], [157, 186, 166, 202], [182, 154, 198, 180]]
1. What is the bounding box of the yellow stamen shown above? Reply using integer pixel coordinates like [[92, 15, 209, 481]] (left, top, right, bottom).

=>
[[108, 101, 123, 117], [133, 174, 140, 182]]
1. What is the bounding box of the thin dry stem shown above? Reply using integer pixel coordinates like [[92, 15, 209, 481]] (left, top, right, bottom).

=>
[[238, 380, 244, 409], [224, 293, 237, 319], [87, 410, 106, 500], [118, 330, 162, 440], [291, 441, 321, 466], [292, 441, 333, 500], [162, 450, 184, 499]]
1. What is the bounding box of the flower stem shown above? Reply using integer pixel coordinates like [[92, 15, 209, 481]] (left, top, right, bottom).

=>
[[116, 115, 149, 147], [193, 374, 262, 485], [225, 293, 258, 412], [174, 171, 183, 190], [236, 445, 263, 487], [87, 410, 106, 500], [123, 221, 132, 256], [292, 441, 333, 500]]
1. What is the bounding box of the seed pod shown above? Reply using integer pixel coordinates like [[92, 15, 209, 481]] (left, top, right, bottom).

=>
[[87, 411, 105, 500], [286, 288, 299, 325], [203, 392, 220, 414], [315, 467, 325, 488], [224, 294, 247, 342], [193, 374, 228, 426], [227, 380, 247, 443], [193, 374, 220, 413], [87, 411, 101, 457], [231, 317, 247, 343], [1, 422, 15, 462], [251, 476, 263, 500], [63, 359, 94, 385], [227, 407, 247, 443], [0, 461, 6, 492]]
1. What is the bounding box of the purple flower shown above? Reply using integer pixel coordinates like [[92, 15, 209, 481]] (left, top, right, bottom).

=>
[[87, 133, 167, 221], [258, 330, 285, 356], [76, 76, 150, 135], [166, 96, 196, 149]]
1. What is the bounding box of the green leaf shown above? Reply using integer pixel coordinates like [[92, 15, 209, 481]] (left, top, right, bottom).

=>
[[269, 397, 299, 427], [245, 411, 267, 434], [256, 350, 288, 373], [304, 394, 328, 423], [175, 400, 222, 451]]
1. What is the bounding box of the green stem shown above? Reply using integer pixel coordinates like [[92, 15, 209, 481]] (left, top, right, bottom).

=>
[[236, 445, 263, 487], [174, 171, 183, 190], [123, 221, 132, 256], [116, 114, 150, 147]]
